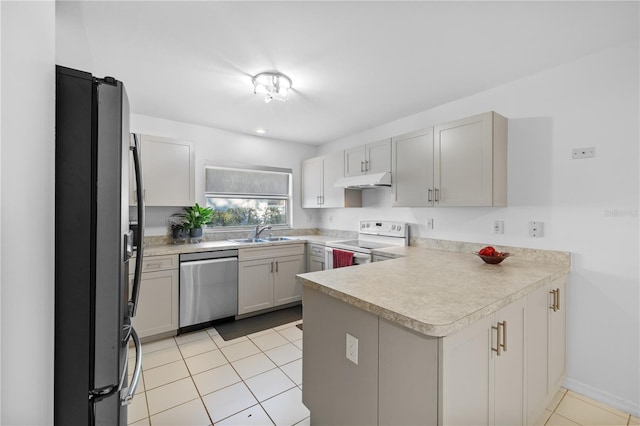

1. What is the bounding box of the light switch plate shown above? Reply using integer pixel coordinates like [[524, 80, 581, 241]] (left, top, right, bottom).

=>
[[346, 333, 358, 365]]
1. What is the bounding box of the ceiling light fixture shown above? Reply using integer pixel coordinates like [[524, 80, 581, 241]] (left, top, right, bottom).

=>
[[252, 71, 292, 103]]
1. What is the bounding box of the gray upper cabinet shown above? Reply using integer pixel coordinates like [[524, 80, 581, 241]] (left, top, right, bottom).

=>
[[391, 128, 434, 207], [130, 134, 196, 207], [344, 139, 391, 177], [392, 111, 507, 208], [301, 151, 362, 208], [434, 111, 507, 207]]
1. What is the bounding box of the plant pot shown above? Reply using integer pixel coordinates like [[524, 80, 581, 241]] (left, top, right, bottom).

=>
[[172, 228, 186, 244], [189, 227, 203, 243]]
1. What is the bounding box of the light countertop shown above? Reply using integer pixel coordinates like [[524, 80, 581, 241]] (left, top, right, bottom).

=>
[[298, 247, 570, 337], [140, 234, 346, 257]]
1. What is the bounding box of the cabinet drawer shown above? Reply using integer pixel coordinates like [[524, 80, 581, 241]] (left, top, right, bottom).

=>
[[129, 254, 179, 274], [309, 244, 325, 258], [239, 243, 305, 261]]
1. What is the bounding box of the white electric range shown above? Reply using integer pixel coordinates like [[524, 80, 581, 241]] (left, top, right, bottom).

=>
[[324, 220, 409, 269]]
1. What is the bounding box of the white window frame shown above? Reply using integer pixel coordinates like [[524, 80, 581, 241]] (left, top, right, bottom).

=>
[[203, 163, 293, 233]]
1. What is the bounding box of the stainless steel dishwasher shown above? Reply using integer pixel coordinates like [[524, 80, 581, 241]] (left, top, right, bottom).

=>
[[179, 250, 238, 329]]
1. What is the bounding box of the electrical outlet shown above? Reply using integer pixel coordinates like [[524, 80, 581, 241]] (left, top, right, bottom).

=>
[[493, 220, 504, 234], [346, 333, 358, 365], [572, 147, 596, 159], [427, 218, 434, 230], [529, 221, 544, 237]]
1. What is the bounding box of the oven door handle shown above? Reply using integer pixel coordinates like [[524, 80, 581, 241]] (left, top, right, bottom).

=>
[[352, 253, 371, 260]]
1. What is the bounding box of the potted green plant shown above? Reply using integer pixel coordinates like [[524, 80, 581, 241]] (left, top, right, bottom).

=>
[[182, 203, 213, 243], [168, 215, 187, 244]]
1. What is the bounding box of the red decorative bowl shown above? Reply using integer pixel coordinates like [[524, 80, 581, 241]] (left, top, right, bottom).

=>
[[475, 252, 511, 264]]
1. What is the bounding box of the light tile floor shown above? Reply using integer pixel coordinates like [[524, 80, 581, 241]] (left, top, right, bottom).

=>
[[128, 320, 307, 426], [128, 320, 638, 426], [540, 387, 638, 426]]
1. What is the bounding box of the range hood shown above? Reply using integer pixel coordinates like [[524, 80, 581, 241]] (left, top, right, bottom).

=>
[[334, 172, 392, 189]]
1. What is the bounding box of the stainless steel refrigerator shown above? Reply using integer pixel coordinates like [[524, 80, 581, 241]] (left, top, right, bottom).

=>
[[55, 66, 145, 425]]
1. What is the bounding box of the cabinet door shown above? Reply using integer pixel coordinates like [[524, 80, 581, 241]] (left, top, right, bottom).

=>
[[273, 254, 305, 306], [139, 134, 195, 207], [365, 139, 391, 175], [527, 283, 551, 423], [549, 276, 567, 392], [322, 151, 346, 208], [130, 269, 179, 339], [494, 297, 526, 426], [345, 145, 366, 177], [434, 112, 494, 207], [308, 257, 324, 272], [391, 129, 433, 207], [238, 258, 274, 315], [441, 314, 494, 426], [302, 157, 322, 208]]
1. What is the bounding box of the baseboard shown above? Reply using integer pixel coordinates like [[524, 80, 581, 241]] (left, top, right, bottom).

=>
[[563, 377, 639, 418]]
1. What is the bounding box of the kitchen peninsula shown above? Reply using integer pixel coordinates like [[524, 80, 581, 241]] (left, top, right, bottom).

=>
[[297, 246, 570, 425]]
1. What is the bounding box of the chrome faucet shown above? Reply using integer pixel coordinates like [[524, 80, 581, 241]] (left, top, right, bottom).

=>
[[254, 224, 272, 240]]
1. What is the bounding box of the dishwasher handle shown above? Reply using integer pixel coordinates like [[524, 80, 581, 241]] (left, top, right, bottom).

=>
[[180, 250, 239, 262]]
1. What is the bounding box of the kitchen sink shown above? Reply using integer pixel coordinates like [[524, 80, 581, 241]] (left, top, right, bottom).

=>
[[228, 236, 295, 244], [228, 238, 266, 244]]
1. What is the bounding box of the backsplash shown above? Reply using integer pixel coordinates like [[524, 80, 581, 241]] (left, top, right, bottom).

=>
[[410, 237, 571, 267]]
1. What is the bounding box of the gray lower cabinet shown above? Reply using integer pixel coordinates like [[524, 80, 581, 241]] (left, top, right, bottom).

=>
[[238, 244, 305, 316], [307, 243, 325, 272], [527, 276, 568, 423], [303, 288, 438, 425], [128, 255, 179, 340], [303, 279, 566, 425]]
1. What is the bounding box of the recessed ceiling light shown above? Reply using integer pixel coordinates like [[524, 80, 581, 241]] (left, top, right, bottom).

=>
[[256, 128, 268, 134]]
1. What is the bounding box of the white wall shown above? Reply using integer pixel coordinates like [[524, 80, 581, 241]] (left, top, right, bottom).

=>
[[316, 41, 640, 415], [130, 114, 318, 235], [0, 1, 55, 424]]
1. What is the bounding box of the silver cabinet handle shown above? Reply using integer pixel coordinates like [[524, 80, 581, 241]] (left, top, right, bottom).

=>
[[271, 261, 274, 273], [361, 161, 364, 173], [502, 320, 507, 352], [491, 321, 506, 356], [365, 160, 369, 172], [434, 188, 440, 202], [549, 289, 556, 311], [121, 326, 142, 405], [492, 322, 501, 356], [275, 261, 279, 272], [428, 188, 433, 202], [549, 289, 559, 312]]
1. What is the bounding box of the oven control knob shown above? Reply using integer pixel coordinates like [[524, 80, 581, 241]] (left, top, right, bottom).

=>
[[397, 225, 402, 232], [391, 224, 396, 230], [366, 223, 370, 228], [361, 223, 365, 229]]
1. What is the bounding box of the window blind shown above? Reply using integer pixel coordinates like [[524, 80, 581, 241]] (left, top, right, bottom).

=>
[[205, 166, 291, 197]]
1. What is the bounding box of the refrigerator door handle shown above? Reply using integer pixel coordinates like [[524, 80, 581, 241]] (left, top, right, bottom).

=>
[[129, 133, 145, 317], [121, 326, 142, 405]]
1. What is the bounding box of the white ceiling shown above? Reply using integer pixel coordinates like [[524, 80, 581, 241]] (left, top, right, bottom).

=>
[[55, 1, 639, 145]]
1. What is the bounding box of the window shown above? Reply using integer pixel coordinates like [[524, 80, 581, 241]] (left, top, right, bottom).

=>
[[204, 165, 292, 230]]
